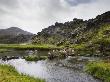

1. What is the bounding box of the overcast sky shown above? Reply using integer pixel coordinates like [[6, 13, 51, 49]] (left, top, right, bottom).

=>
[[0, 0, 110, 34]]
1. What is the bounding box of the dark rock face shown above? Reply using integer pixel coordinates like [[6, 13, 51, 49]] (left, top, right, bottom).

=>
[[32, 11, 110, 45], [0, 27, 34, 44]]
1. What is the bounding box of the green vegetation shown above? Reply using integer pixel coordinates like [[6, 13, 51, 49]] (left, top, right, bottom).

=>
[[0, 49, 11, 53], [0, 12, 109, 57], [32, 11, 110, 57], [0, 44, 61, 50], [0, 64, 45, 82], [85, 61, 110, 82], [24, 55, 47, 61], [69, 24, 110, 56]]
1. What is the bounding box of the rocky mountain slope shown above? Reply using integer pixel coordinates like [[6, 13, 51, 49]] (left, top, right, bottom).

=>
[[33, 11, 110, 44], [0, 27, 34, 44], [32, 11, 110, 56]]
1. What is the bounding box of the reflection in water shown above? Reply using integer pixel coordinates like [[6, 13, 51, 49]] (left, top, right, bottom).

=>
[[0, 58, 101, 82], [0, 50, 49, 57]]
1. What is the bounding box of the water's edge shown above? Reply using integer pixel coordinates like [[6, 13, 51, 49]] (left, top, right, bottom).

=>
[[0, 57, 101, 82]]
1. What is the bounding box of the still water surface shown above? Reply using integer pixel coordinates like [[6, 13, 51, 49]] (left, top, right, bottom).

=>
[[0, 50, 101, 82]]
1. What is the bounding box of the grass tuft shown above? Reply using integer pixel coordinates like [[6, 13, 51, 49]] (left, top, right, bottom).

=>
[[85, 61, 110, 82], [24, 55, 47, 61]]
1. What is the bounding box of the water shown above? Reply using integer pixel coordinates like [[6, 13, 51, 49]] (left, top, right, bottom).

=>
[[0, 50, 48, 57], [0, 56, 101, 82]]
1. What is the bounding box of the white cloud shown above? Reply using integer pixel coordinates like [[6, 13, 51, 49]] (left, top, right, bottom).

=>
[[0, 0, 109, 34]]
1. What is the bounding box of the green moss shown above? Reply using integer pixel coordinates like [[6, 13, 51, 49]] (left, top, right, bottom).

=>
[[0, 64, 45, 82], [24, 55, 47, 61], [91, 24, 110, 43], [69, 24, 110, 56], [85, 61, 110, 82]]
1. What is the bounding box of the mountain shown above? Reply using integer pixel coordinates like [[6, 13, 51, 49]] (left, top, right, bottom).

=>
[[0, 27, 33, 36], [33, 11, 110, 44], [32, 11, 110, 56], [0, 27, 34, 44]]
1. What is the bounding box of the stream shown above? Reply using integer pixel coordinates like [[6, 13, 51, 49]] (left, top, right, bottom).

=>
[[0, 50, 101, 82]]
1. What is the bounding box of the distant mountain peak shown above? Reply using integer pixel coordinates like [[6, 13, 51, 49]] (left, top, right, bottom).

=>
[[8, 27, 20, 29], [0, 27, 33, 36], [7, 27, 22, 30], [0, 27, 34, 44]]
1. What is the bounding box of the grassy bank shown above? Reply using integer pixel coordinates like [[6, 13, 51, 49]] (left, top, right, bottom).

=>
[[85, 61, 110, 82], [0, 44, 61, 50], [0, 49, 11, 53], [24, 55, 47, 61], [0, 64, 45, 82]]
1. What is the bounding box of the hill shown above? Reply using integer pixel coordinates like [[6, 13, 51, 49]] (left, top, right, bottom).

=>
[[32, 11, 110, 56], [0, 27, 34, 44], [0, 27, 33, 35]]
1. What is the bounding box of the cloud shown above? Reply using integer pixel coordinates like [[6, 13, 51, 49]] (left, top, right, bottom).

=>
[[0, 0, 109, 34], [65, 0, 95, 6], [0, 0, 18, 8]]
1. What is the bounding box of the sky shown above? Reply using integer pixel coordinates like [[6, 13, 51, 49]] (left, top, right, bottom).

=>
[[0, 0, 110, 34]]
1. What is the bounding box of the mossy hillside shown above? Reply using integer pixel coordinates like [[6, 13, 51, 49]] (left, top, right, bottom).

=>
[[70, 24, 110, 56], [31, 11, 110, 56]]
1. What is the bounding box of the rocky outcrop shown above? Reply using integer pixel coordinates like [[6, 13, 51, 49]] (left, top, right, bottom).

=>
[[32, 11, 110, 45]]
